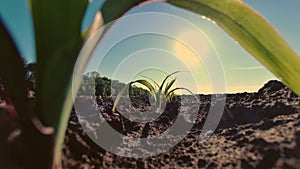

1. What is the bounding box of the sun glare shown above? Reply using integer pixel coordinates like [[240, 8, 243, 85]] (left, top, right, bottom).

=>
[[174, 31, 209, 67]]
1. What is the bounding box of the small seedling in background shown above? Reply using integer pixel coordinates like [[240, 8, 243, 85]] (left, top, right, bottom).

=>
[[112, 71, 200, 113]]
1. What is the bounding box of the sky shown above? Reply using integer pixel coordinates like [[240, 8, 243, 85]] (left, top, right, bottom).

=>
[[1, 0, 300, 94]]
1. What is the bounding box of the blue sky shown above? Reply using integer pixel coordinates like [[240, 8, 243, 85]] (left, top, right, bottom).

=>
[[1, 0, 300, 93]]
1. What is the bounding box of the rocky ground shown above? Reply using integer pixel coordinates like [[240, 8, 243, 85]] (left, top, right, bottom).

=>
[[62, 80, 300, 168]]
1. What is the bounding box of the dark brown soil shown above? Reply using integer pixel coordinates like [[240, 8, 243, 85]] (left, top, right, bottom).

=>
[[1, 80, 300, 168], [62, 80, 300, 168]]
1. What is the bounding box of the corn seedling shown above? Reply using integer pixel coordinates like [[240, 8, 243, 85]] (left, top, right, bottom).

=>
[[112, 71, 201, 113]]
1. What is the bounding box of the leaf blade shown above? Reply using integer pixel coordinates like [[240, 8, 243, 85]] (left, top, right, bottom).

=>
[[112, 84, 130, 112], [31, 0, 88, 127], [139, 75, 160, 89], [164, 78, 176, 95], [167, 0, 300, 96], [100, 0, 146, 24], [134, 79, 157, 100], [134, 79, 156, 93], [159, 71, 181, 92], [31, 0, 89, 167]]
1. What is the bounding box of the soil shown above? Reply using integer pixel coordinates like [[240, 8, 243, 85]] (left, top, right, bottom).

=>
[[1, 80, 300, 168], [62, 80, 300, 168]]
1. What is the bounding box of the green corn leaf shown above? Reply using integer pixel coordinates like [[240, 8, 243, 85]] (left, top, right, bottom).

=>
[[167, 0, 300, 96], [101, 0, 146, 24], [31, 0, 88, 129], [164, 78, 176, 95], [112, 84, 130, 112], [112, 79, 157, 112], [139, 75, 160, 89], [0, 19, 27, 121], [134, 79, 156, 93], [167, 92, 176, 102], [134, 79, 157, 101], [159, 71, 181, 92], [31, 0, 88, 167]]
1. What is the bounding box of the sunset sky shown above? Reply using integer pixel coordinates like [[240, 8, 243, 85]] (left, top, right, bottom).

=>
[[1, 0, 300, 94]]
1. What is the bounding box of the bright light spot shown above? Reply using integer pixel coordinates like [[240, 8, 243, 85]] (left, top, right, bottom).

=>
[[174, 41, 200, 66], [174, 31, 209, 67], [201, 15, 207, 20], [172, 30, 213, 94]]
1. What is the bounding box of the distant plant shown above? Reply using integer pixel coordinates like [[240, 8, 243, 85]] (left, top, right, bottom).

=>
[[112, 71, 200, 112]]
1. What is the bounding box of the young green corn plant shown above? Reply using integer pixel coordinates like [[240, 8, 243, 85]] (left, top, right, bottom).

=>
[[1, 0, 300, 169], [112, 71, 200, 113]]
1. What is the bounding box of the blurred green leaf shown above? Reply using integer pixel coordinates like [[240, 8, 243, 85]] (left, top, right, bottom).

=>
[[31, 0, 88, 167], [101, 0, 146, 24], [0, 19, 27, 120], [168, 0, 300, 96], [31, 0, 88, 127]]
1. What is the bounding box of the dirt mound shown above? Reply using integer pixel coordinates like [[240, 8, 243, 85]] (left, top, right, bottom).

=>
[[62, 80, 300, 168]]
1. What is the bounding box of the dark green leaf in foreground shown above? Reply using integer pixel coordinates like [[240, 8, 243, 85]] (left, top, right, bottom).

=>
[[31, 0, 88, 128], [31, 0, 88, 167], [0, 19, 27, 120], [167, 0, 300, 96], [101, 0, 146, 24], [0, 19, 56, 169]]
